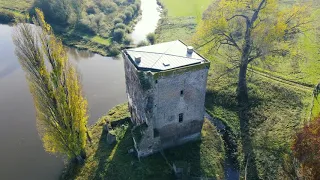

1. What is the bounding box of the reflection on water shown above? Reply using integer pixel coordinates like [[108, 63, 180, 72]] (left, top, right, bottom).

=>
[[0, 24, 126, 180], [0, 0, 160, 178], [67, 47, 95, 61], [131, 0, 162, 44], [0, 62, 19, 79]]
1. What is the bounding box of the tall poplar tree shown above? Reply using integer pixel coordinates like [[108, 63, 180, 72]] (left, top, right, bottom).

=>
[[13, 9, 88, 162]]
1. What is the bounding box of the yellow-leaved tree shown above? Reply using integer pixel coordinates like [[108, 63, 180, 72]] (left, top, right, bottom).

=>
[[194, 0, 312, 179], [13, 9, 88, 163]]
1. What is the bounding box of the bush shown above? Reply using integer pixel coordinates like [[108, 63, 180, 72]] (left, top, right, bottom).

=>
[[109, 44, 121, 56], [146, 33, 156, 45], [130, 4, 137, 13], [113, 18, 123, 25], [113, 28, 125, 42], [118, 13, 126, 21], [123, 35, 133, 45], [100, 0, 118, 13], [114, 23, 127, 30], [126, 7, 135, 15], [134, 2, 141, 11], [137, 40, 149, 47], [77, 18, 95, 34], [0, 10, 16, 23], [124, 10, 133, 21]]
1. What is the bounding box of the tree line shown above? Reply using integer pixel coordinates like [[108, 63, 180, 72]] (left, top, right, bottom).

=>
[[32, 0, 140, 43]]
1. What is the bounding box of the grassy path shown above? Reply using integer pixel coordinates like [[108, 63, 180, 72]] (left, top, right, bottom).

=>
[[249, 68, 315, 92]]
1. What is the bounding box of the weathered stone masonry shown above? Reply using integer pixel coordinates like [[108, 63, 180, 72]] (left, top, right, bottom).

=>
[[122, 40, 210, 157]]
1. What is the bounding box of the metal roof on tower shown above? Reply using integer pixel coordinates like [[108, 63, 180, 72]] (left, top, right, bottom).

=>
[[123, 40, 207, 71]]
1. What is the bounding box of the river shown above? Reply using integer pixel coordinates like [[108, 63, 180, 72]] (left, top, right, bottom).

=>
[[0, 0, 161, 179]]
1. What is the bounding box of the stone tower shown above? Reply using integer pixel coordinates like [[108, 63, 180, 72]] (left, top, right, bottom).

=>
[[122, 40, 210, 157]]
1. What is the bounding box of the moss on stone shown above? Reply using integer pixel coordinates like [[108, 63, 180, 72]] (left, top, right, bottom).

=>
[[131, 123, 148, 144], [153, 62, 210, 79], [138, 71, 152, 91]]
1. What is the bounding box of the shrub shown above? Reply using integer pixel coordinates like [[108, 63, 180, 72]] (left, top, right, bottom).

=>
[[0, 10, 16, 23], [124, 10, 133, 21], [130, 4, 137, 13], [123, 35, 133, 45], [134, 2, 141, 11], [146, 33, 156, 45], [109, 44, 121, 56], [113, 28, 125, 42], [292, 117, 320, 179], [113, 18, 123, 25], [77, 18, 95, 34], [100, 0, 118, 13], [126, 7, 135, 15], [98, 22, 110, 37], [118, 14, 126, 21], [137, 40, 149, 47], [114, 23, 127, 30]]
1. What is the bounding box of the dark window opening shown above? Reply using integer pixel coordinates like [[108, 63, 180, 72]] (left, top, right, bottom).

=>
[[179, 113, 183, 123], [180, 90, 184, 96], [153, 128, 159, 138]]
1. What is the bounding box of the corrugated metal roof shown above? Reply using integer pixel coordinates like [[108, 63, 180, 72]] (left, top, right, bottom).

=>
[[124, 40, 206, 71]]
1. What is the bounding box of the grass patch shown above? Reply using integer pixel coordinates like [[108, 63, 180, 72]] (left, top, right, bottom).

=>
[[61, 103, 226, 179], [155, 16, 196, 43], [0, 0, 33, 12], [155, 0, 212, 43], [160, 0, 211, 21], [91, 36, 111, 46]]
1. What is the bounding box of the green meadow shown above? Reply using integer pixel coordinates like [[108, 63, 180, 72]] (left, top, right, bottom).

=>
[[161, 0, 212, 20]]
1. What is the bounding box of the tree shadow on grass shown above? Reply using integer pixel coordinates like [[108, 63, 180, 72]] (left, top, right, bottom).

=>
[[92, 126, 118, 180], [62, 121, 224, 179], [97, 122, 223, 179], [205, 90, 238, 113], [102, 126, 174, 180]]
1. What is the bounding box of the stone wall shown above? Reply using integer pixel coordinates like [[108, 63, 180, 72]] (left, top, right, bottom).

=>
[[153, 68, 209, 148], [123, 53, 154, 126], [123, 53, 160, 156]]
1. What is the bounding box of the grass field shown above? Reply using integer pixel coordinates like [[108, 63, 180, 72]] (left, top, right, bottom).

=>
[[156, 0, 320, 178], [0, 0, 33, 12], [62, 104, 226, 179], [203, 51, 313, 178], [155, 0, 212, 43], [161, 0, 212, 20]]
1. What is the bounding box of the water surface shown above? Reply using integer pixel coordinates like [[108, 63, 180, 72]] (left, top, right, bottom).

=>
[[0, 0, 160, 178], [131, 0, 161, 44], [0, 24, 126, 180]]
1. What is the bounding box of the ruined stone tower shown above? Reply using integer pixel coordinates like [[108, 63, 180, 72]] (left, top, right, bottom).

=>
[[122, 40, 210, 157]]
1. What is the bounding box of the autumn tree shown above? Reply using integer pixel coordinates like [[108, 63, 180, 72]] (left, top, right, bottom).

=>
[[194, 0, 311, 179], [292, 117, 320, 179], [13, 9, 88, 163]]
